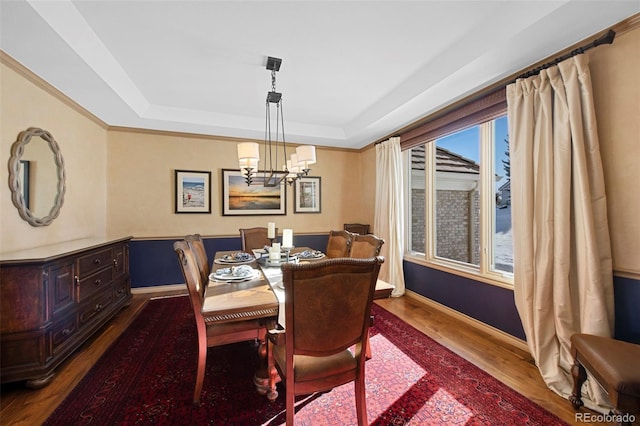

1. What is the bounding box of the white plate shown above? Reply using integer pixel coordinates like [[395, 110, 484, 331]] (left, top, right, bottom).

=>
[[209, 268, 260, 282], [214, 253, 255, 264], [297, 250, 325, 259]]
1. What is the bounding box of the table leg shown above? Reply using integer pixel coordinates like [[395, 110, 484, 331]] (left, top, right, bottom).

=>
[[254, 320, 278, 396]]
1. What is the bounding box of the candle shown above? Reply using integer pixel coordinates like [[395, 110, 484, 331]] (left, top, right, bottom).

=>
[[282, 229, 293, 248], [267, 222, 275, 239], [269, 243, 281, 260]]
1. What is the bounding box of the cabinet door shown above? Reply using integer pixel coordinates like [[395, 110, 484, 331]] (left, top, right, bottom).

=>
[[113, 243, 128, 278], [50, 262, 75, 315]]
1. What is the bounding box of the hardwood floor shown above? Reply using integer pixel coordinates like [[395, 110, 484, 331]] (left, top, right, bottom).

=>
[[1, 290, 609, 425]]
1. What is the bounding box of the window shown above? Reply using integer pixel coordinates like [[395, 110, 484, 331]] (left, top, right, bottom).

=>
[[406, 115, 513, 284]]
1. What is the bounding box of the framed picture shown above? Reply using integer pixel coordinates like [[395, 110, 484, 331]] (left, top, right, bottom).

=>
[[19, 160, 30, 209], [294, 176, 321, 213], [175, 170, 211, 213], [221, 169, 286, 216]]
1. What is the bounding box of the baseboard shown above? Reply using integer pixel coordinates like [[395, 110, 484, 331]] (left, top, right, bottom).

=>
[[404, 290, 530, 353], [131, 284, 186, 294]]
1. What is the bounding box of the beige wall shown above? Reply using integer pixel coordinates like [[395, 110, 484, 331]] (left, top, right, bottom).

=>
[[589, 24, 640, 275], [106, 130, 367, 238], [359, 144, 377, 228], [1, 22, 639, 275], [0, 57, 108, 253]]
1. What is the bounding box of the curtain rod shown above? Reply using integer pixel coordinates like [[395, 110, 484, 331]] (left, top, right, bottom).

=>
[[375, 135, 400, 145], [515, 29, 616, 80]]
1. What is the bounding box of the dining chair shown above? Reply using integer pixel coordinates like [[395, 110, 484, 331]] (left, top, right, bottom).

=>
[[185, 234, 210, 286], [173, 240, 272, 405], [349, 233, 385, 258], [325, 229, 354, 258], [240, 227, 277, 253], [347, 233, 385, 360], [344, 223, 370, 235], [266, 256, 384, 426]]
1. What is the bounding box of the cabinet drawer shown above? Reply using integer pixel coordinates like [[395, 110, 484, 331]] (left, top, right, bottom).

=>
[[79, 292, 114, 327], [52, 316, 78, 354], [113, 279, 129, 303], [77, 268, 113, 302], [77, 248, 112, 278]]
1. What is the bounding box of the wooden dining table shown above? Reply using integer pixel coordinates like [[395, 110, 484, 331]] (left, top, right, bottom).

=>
[[207, 247, 394, 395]]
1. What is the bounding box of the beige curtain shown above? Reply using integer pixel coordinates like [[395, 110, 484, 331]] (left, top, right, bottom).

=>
[[374, 137, 405, 296], [506, 55, 614, 412]]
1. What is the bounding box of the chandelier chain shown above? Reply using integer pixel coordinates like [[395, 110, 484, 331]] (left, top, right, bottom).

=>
[[271, 69, 277, 93]]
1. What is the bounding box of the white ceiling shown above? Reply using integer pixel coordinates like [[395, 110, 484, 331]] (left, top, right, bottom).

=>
[[1, 1, 639, 149]]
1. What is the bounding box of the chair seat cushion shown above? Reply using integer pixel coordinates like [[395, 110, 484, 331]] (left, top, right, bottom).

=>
[[273, 344, 357, 382], [571, 334, 640, 399]]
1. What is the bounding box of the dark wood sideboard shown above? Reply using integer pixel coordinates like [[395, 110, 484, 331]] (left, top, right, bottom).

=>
[[0, 236, 132, 387]]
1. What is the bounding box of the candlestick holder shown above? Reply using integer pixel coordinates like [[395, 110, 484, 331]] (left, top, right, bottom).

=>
[[282, 246, 295, 263]]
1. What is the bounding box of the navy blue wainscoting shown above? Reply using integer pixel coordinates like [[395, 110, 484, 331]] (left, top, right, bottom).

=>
[[614, 275, 640, 344], [404, 260, 640, 344], [403, 261, 526, 340], [129, 234, 329, 289]]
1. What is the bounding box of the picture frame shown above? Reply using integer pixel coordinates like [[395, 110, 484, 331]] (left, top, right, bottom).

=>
[[174, 170, 211, 213], [221, 169, 286, 216], [294, 176, 321, 213], [19, 160, 30, 209]]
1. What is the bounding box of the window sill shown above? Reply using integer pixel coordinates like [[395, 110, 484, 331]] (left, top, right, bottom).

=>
[[404, 253, 514, 290]]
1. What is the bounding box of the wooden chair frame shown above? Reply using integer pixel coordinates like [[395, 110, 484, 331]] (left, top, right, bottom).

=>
[[344, 223, 370, 235], [325, 229, 355, 258], [349, 233, 384, 258], [185, 234, 210, 287], [266, 257, 384, 425], [240, 227, 276, 253], [174, 240, 273, 405]]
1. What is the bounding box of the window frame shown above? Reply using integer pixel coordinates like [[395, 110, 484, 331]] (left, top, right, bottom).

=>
[[403, 115, 513, 289]]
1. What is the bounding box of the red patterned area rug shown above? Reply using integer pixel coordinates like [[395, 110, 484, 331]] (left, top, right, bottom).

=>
[[45, 296, 567, 425]]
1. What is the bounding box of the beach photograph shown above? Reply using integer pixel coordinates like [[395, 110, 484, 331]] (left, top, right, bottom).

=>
[[175, 170, 211, 213], [222, 170, 285, 215]]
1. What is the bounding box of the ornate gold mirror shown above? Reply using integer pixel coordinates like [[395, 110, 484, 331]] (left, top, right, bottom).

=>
[[8, 127, 66, 227]]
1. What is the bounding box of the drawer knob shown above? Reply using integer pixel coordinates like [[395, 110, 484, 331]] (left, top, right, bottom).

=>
[[62, 328, 72, 336], [74, 275, 80, 285], [95, 279, 102, 285], [95, 304, 103, 312], [93, 258, 101, 265], [113, 258, 118, 268], [117, 289, 124, 294]]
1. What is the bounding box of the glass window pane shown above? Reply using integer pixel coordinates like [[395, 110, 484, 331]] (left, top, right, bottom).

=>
[[493, 116, 513, 273], [409, 146, 426, 254], [435, 127, 480, 266]]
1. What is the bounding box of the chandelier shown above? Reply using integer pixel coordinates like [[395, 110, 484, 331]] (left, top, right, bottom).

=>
[[237, 56, 316, 186]]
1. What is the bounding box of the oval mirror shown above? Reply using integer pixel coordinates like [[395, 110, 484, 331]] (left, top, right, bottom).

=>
[[8, 127, 66, 227]]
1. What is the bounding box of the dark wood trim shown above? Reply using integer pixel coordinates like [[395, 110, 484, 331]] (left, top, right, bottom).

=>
[[400, 88, 506, 150]]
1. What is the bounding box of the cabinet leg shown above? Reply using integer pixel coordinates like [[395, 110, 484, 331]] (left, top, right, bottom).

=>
[[25, 371, 56, 389]]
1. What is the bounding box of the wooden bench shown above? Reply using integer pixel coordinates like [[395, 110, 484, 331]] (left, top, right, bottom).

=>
[[570, 334, 640, 425]]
